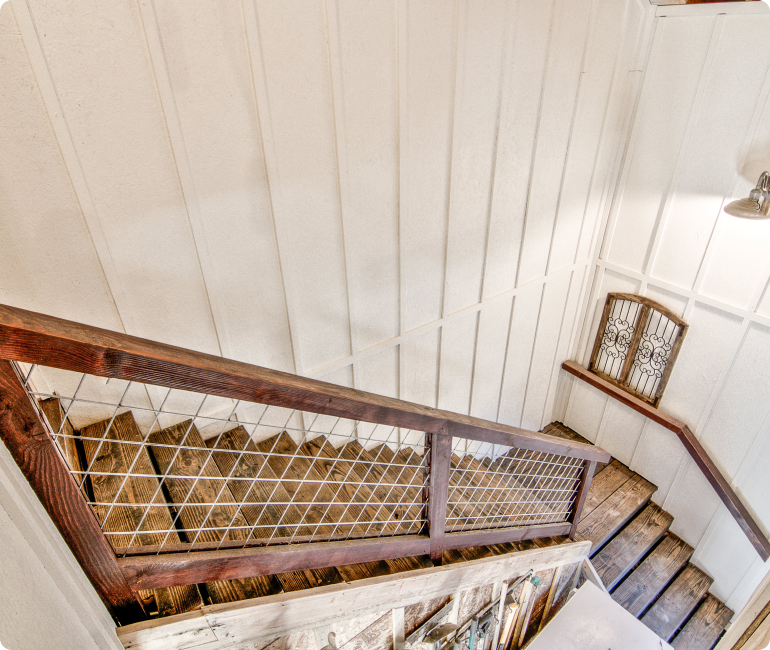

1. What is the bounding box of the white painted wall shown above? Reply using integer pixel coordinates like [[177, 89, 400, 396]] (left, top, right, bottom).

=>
[[561, 0, 770, 617], [7, 0, 770, 636]]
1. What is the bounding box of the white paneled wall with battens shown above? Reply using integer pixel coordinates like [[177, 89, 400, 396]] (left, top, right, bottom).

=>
[[0, 0, 649, 442], [562, 0, 770, 618]]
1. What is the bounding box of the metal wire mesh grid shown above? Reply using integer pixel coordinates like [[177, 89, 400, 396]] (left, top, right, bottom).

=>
[[445, 437, 584, 532], [15, 362, 428, 555]]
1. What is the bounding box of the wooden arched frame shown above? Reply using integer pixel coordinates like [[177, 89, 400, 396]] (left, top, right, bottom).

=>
[[588, 294, 688, 408]]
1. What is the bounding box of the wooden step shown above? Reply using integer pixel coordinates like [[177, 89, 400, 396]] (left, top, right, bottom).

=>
[[38, 398, 84, 486], [541, 422, 609, 474], [336, 560, 392, 582], [670, 594, 733, 650], [575, 472, 657, 554], [582, 460, 635, 520], [592, 503, 673, 590], [380, 447, 424, 534], [611, 534, 693, 617], [206, 426, 309, 539], [641, 564, 713, 641], [147, 420, 269, 604], [78, 411, 202, 617], [276, 567, 344, 592], [255, 431, 346, 537], [336, 441, 401, 531]]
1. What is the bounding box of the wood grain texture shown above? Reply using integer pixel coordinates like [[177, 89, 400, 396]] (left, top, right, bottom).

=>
[[569, 460, 597, 539], [78, 411, 202, 617], [0, 305, 606, 460], [563, 360, 770, 561], [581, 460, 634, 520], [0, 360, 144, 623], [118, 541, 592, 650], [575, 472, 657, 553], [611, 533, 693, 618], [592, 503, 673, 590], [119, 535, 432, 590], [641, 564, 713, 641], [427, 431, 451, 561], [671, 594, 733, 650]]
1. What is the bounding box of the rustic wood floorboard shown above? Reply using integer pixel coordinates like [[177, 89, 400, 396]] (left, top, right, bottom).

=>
[[611, 533, 693, 617], [671, 594, 733, 650], [575, 473, 656, 554], [641, 564, 713, 641], [592, 503, 673, 590]]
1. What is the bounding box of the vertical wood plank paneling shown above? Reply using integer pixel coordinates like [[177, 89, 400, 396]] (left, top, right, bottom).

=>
[[483, 0, 554, 300], [516, 0, 593, 287], [548, 0, 629, 273], [498, 283, 544, 427], [607, 16, 715, 274], [437, 313, 478, 415], [401, 0, 458, 332], [0, 3, 123, 332], [659, 303, 744, 428], [469, 296, 513, 422], [328, 0, 400, 353], [249, 0, 351, 373], [651, 16, 770, 292], [150, 0, 294, 372], [696, 323, 770, 480], [24, 0, 221, 355], [443, 0, 508, 315], [521, 273, 573, 430]]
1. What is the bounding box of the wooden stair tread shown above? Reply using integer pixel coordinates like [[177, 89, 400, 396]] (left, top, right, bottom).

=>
[[336, 560, 392, 582], [641, 564, 713, 641], [592, 503, 673, 590], [671, 594, 733, 650], [582, 460, 634, 520], [540, 422, 609, 474], [206, 426, 308, 539], [38, 398, 83, 485], [255, 432, 346, 536], [385, 555, 433, 573], [78, 411, 202, 617], [276, 567, 344, 592], [612, 533, 693, 617], [148, 421, 250, 544], [575, 473, 657, 554]]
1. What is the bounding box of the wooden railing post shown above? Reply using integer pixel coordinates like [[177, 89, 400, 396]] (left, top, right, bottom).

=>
[[0, 360, 145, 624], [426, 425, 451, 563], [568, 460, 597, 539]]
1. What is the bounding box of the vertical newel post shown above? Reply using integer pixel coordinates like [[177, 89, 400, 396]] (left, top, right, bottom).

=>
[[568, 459, 597, 539], [426, 422, 451, 563]]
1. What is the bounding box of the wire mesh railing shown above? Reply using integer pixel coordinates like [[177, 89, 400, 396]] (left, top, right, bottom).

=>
[[445, 437, 584, 533], [20, 362, 428, 555]]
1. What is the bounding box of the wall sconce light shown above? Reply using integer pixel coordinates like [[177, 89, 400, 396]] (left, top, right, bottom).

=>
[[724, 172, 770, 219]]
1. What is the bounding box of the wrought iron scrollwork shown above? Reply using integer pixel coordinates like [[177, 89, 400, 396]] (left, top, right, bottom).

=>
[[600, 315, 634, 363]]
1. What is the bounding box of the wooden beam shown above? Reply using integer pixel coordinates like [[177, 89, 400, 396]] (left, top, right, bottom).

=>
[[442, 523, 572, 550], [562, 361, 770, 562], [0, 360, 144, 624], [569, 460, 597, 539], [427, 430, 451, 561], [119, 535, 431, 591], [118, 541, 592, 650], [0, 304, 603, 460]]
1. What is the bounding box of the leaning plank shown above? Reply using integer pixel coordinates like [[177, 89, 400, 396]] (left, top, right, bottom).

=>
[[0, 305, 607, 462], [118, 541, 592, 650]]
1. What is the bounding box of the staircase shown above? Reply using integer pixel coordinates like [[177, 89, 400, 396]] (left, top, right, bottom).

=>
[[545, 422, 734, 649], [38, 394, 733, 648]]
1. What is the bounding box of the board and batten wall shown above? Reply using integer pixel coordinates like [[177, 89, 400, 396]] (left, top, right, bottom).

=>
[[561, 0, 770, 617]]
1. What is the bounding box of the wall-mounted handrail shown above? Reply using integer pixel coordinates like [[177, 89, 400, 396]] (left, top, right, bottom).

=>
[[0, 305, 611, 623], [563, 360, 770, 561]]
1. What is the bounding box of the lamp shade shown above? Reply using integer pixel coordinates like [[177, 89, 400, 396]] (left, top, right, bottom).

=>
[[724, 197, 765, 219]]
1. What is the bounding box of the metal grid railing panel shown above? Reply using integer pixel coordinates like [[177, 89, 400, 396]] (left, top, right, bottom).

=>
[[445, 437, 584, 533], [19, 363, 428, 555]]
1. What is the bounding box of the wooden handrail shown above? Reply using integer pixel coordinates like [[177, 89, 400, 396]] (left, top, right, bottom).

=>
[[563, 360, 770, 561], [0, 305, 607, 462], [0, 305, 611, 622]]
